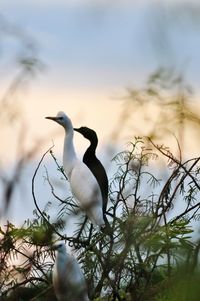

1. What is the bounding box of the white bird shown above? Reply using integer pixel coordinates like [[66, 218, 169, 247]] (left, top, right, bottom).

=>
[[45, 111, 105, 227], [52, 242, 89, 301]]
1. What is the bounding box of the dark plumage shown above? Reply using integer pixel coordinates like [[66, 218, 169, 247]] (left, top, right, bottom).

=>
[[74, 127, 109, 215]]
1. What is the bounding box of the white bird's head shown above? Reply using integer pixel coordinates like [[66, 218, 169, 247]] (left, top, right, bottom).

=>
[[52, 241, 67, 254], [45, 111, 73, 130]]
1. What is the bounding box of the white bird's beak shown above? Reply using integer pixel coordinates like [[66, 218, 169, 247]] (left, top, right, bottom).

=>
[[50, 245, 58, 251], [45, 116, 59, 122], [48, 244, 58, 251]]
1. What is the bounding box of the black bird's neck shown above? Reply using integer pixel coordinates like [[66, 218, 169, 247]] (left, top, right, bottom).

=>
[[87, 136, 98, 155]]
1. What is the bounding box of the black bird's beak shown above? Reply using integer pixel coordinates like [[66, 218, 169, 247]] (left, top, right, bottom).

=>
[[73, 127, 81, 133]]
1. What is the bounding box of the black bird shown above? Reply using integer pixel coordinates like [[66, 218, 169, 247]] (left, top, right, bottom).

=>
[[74, 126, 109, 216]]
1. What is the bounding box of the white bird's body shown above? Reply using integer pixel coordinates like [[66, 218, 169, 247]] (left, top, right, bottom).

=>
[[46, 111, 105, 227], [52, 242, 89, 301]]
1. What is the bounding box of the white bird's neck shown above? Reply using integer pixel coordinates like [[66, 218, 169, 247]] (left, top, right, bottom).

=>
[[55, 251, 67, 274], [63, 129, 77, 177]]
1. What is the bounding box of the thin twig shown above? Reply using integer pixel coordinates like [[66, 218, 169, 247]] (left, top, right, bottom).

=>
[[32, 146, 66, 241]]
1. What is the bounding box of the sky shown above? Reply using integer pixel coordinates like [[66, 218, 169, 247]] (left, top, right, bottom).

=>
[[1, 0, 200, 223], [1, 1, 199, 88], [0, 0, 200, 151]]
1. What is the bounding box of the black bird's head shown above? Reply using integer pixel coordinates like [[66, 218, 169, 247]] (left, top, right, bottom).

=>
[[74, 126, 98, 142]]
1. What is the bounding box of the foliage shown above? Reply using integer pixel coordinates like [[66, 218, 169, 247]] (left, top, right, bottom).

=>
[[0, 14, 44, 219], [112, 67, 200, 154]]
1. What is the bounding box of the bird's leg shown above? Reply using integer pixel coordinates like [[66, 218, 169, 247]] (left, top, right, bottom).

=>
[[87, 223, 93, 244], [74, 217, 95, 248], [75, 215, 88, 244]]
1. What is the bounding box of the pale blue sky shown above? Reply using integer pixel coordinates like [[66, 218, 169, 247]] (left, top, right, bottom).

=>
[[1, 0, 200, 158], [1, 0, 200, 90]]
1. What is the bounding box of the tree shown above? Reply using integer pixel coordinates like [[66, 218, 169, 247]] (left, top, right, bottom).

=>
[[1, 132, 200, 300]]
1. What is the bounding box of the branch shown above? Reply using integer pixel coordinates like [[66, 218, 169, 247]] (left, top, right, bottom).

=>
[[2, 277, 49, 297], [32, 146, 66, 241]]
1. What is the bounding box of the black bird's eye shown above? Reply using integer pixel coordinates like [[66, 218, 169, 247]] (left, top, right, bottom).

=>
[[58, 117, 64, 121]]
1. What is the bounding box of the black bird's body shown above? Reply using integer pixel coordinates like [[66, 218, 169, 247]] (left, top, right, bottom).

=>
[[74, 127, 108, 215]]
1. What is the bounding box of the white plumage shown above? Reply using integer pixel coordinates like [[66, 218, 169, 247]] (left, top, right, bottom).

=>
[[45, 111, 105, 227], [52, 242, 89, 301]]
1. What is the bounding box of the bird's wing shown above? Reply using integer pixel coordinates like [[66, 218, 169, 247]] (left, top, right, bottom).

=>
[[70, 160, 102, 208], [67, 254, 86, 285], [69, 160, 105, 225]]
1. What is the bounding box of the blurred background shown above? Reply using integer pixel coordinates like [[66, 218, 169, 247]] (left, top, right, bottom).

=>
[[1, 0, 200, 224]]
